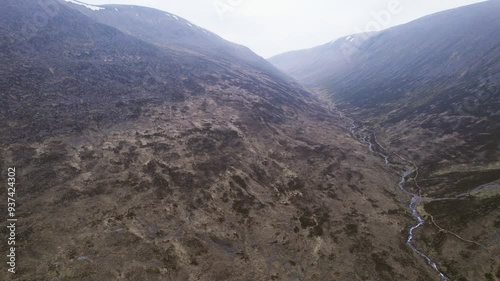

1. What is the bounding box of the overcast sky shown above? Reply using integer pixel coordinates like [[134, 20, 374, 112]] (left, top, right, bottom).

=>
[[83, 0, 487, 58]]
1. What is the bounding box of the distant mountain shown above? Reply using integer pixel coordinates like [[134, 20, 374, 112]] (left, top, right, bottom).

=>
[[270, 2, 500, 280], [269, 32, 376, 87], [0, 0, 448, 280]]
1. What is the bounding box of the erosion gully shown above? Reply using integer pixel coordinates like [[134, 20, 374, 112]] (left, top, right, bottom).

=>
[[336, 110, 451, 281]]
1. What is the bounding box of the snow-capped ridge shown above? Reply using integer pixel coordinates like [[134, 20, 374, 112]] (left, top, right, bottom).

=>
[[64, 0, 104, 11]]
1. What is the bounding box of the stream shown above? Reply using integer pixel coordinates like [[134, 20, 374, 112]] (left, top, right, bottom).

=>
[[336, 109, 451, 281], [398, 172, 451, 281]]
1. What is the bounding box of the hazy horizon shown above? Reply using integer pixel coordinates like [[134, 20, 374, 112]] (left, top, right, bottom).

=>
[[75, 0, 486, 58]]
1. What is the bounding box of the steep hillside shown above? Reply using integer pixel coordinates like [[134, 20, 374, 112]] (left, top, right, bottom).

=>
[[59, 0, 292, 85], [270, 2, 500, 280], [0, 0, 449, 280]]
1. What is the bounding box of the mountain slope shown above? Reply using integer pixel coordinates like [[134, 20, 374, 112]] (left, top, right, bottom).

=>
[[0, 0, 312, 144], [270, 2, 500, 280], [58, 0, 293, 85], [0, 0, 446, 280]]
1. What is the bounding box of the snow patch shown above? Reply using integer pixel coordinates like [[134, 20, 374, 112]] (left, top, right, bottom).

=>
[[172, 15, 179, 20], [165, 13, 171, 17], [64, 0, 104, 11], [136, 13, 139, 17], [186, 23, 193, 27], [114, 8, 118, 11]]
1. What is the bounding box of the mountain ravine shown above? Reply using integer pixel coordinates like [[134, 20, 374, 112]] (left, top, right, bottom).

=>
[[0, 0, 463, 280], [270, 1, 500, 280]]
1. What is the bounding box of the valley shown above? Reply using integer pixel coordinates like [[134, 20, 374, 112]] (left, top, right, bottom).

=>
[[1, 0, 499, 280], [270, 1, 500, 273], [334, 107, 452, 281], [326, 101, 499, 280]]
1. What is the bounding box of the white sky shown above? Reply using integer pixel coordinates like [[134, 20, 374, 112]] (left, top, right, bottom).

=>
[[83, 0, 487, 58]]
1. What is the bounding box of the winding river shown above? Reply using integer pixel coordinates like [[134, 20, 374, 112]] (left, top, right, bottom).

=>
[[398, 172, 450, 281]]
